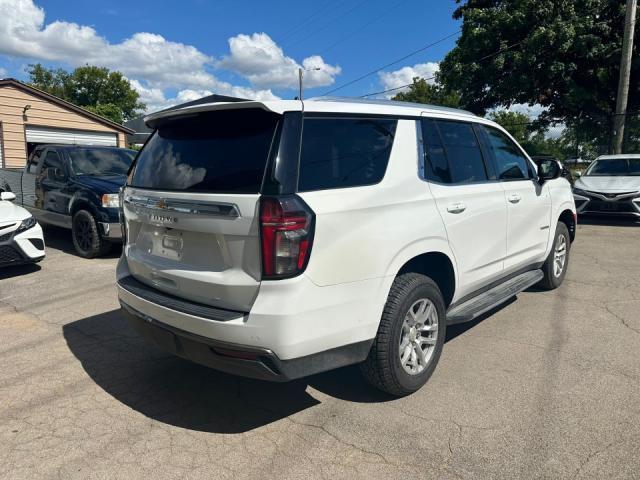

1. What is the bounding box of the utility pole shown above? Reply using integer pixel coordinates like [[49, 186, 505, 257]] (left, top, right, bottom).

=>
[[613, 0, 637, 154], [298, 68, 304, 101]]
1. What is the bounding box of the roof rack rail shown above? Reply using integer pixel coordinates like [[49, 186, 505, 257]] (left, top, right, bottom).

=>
[[306, 96, 475, 116]]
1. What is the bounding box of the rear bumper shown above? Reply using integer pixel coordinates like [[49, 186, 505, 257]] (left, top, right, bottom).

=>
[[120, 301, 372, 381]]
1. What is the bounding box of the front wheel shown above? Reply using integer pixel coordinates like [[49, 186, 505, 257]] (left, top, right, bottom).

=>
[[72, 210, 111, 258], [360, 273, 446, 396], [538, 222, 570, 290]]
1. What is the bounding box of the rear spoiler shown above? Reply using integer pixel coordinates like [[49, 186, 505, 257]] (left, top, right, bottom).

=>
[[144, 101, 290, 129]]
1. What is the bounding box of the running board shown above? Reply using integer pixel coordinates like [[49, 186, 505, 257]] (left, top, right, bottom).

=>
[[446, 269, 543, 325]]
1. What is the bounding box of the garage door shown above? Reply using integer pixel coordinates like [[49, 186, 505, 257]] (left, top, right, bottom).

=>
[[25, 127, 117, 147]]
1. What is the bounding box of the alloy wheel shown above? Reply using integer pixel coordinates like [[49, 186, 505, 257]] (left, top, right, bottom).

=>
[[75, 217, 93, 252], [553, 234, 567, 278], [399, 298, 438, 375]]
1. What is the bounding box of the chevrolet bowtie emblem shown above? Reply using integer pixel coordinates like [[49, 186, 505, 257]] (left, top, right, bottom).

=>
[[155, 199, 167, 209]]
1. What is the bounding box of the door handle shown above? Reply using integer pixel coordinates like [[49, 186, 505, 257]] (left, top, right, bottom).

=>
[[447, 202, 467, 214], [508, 194, 522, 204]]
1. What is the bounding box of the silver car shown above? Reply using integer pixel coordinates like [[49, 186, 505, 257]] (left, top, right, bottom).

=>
[[573, 154, 640, 219]]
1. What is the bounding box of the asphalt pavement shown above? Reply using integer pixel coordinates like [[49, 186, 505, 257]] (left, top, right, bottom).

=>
[[1, 221, 639, 479]]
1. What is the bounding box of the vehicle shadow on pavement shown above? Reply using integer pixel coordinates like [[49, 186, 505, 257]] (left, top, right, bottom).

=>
[[42, 225, 122, 258], [63, 309, 320, 433], [577, 217, 640, 228], [308, 298, 516, 402], [64, 301, 513, 431], [0, 263, 41, 280]]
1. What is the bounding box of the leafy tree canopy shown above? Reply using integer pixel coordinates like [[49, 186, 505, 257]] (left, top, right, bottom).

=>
[[438, 0, 637, 124], [488, 110, 531, 143], [27, 64, 145, 124], [392, 77, 462, 108]]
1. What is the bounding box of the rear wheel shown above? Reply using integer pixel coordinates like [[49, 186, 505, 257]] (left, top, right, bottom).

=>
[[72, 210, 111, 258], [538, 222, 570, 290], [360, 273, 446, 396]]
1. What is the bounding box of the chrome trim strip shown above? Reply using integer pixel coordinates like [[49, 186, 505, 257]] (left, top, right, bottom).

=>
[[124, 194, 241, 218]]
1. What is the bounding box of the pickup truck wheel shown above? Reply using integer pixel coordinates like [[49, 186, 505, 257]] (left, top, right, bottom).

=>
[[72, 210, 111, 258], [538, 222, 570, 290], [360, 273, 446, 397]]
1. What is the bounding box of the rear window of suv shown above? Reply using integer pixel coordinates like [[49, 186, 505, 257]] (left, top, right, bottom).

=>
[[298, 117, 397, 191], [129, 108, 280, 193]]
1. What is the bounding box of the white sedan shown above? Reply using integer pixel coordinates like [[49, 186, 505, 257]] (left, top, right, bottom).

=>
[[573, 154, 640, 219], [0, 191, 45, 267]]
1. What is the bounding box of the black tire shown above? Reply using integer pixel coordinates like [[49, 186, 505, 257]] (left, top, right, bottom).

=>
[[71, 210, 111, 258], [538, 222, 570, 290], [360, 273, 447, 397]]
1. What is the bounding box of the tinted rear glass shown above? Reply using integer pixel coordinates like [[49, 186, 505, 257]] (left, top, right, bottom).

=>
[[129, 109, 279, 193], [298, 117, 397, 191]]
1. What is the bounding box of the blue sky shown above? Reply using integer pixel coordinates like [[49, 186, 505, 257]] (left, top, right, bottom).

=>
[[0, 0, 461, 111]]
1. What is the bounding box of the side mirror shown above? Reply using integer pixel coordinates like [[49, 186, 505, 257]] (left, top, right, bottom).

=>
[[0, 191, 16, 201], [535, 159, 562, 183], [574, 171, 582, 178]]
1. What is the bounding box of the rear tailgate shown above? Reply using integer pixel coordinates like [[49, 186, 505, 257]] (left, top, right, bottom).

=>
[[122, 107, 281, 312]]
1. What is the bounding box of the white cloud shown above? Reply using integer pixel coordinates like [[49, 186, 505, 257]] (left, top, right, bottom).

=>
[[219, 33, 341, 89], [131, 80, 279, 113], [0, 0, 302, 112], [0, 0, 215, 89], [0, 67, 7, 78], [504, 103, 548, 119], [378, 62, 439, 97]]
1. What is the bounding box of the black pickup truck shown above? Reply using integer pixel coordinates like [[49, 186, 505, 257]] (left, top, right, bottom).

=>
[[0, 145, 136, 258]]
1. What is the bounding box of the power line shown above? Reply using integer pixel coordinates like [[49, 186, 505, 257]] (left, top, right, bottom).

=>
[[278, 0, 338, 44], [288, 0, 369, 48], [319, 0, 408, 55], [321, 30, 460, 96], [359, 40, 526, 98]]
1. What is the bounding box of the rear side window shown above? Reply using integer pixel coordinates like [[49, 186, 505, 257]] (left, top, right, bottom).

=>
[[129, 109, 279, 193], [422, 118, 451, 183], [481, 126, 530, 180], [434, 120, 487, 183], [298, 117, 397, 191]]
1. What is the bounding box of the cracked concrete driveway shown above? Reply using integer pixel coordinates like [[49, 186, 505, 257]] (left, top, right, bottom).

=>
[[1, 222, 639, 479]]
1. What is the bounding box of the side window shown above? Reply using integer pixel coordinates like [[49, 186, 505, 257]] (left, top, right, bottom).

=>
[[422, 118, 451, 183], [482, 126, 530, 180], [42, 151, 64, 179], [27, 149, 43, 174], [298, 117, 397, 191], [434, 120, 488, 183]]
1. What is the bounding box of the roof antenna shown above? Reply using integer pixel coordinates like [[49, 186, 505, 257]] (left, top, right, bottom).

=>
[[298, 67, 321, 101]]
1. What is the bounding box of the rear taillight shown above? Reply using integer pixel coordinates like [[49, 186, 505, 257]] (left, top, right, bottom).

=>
[[260, 196, 314, 279]]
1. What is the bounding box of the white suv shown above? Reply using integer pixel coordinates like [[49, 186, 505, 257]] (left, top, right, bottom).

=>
[[116, 98, 576, 396]]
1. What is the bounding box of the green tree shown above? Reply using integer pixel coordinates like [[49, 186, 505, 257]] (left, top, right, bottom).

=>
[[392, 77, 462, 108], [488, 110, 531, 143], [27, 64, 145, 123], [437, 0, 639, 152]]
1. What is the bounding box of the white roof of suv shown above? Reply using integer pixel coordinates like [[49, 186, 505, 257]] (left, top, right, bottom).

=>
[[145, 96, 482, 127]]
